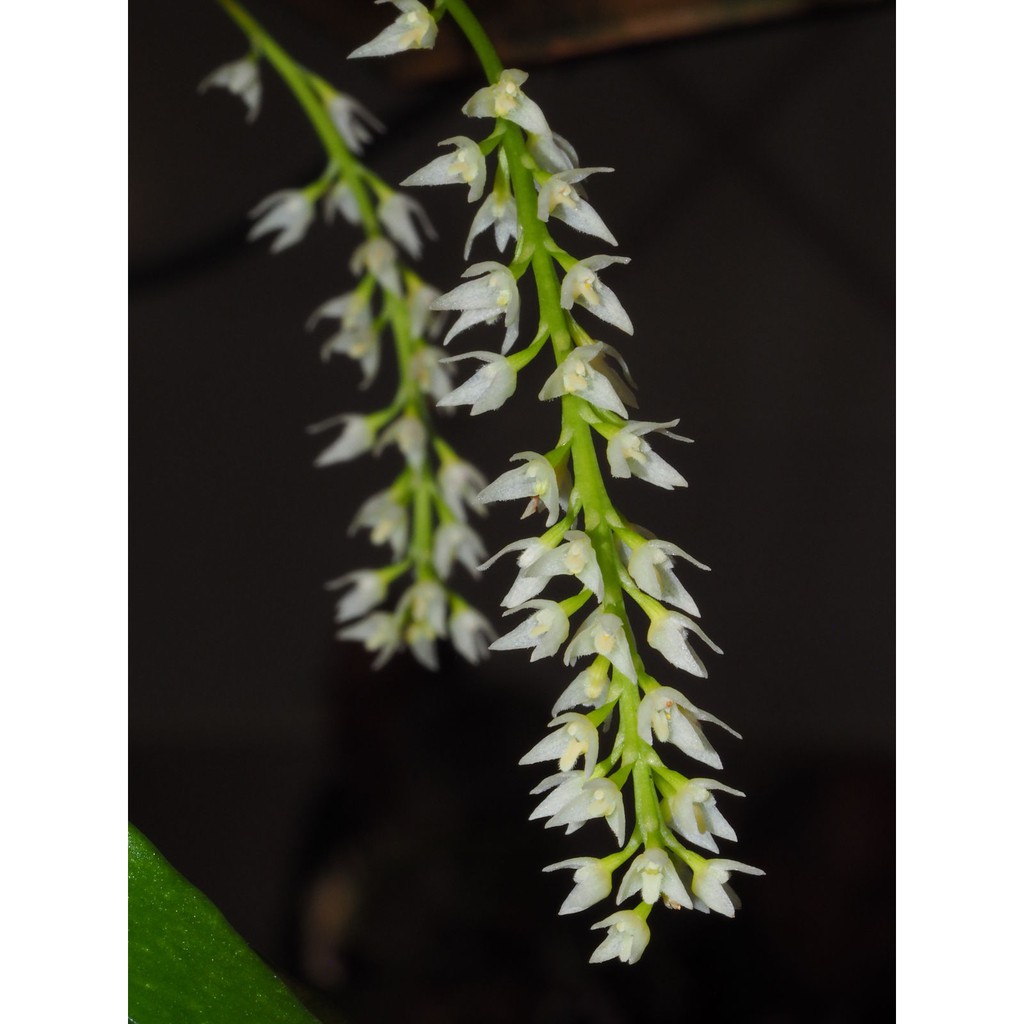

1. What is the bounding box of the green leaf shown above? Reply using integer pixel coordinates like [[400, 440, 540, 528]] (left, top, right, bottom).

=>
[[128, 823, 321, 1024]]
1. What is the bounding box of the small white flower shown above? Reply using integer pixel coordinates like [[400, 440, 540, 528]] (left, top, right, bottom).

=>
[[690, 858, 765, 918], [463, 68, 550, 135], [537, 168, 617, 246], [524, 530, 604, 600], [378, 192, 436, 259], [637, 686, 739, 770], [616, 848, 692, 909], [478, 536, 554, 607], [325, 92, 384, 154], [337, 611, 402, 668], [348, 0, 436, 58], [520, 712, 600, 778], [324, 181, 362, 225], [397, 579, 448, 670], [199, 57, 261, 123], [667, 779, 745, 853], [401, 136, 487, 203], [551, 659, 612, 715], [528, 131, 579, 173], [438, 458, 488, 522], [409, 346, 453, 403], [464, 191, 519, 259], [377, 413, 428, 469], [543, 858, 613, 915], [589, 911, 650, 965], [325, 570, 387, 624], [306, 290, 369, 332], [320, 308, 380, 387], [350, 491, 409, 558], [627, 540, 705, 617], [436, 351, 516, 415], [538, 342, 637, 417], [647, 610, 722, 678], [449, 606, 496, 664], [477, 451, 560, 527], [407, 280, 444, 340], [431, 261, 520, 353], [490, 599, 570, 661], [248, 190, 314, 253], [607, 420, 691, 489], [560, 256, 633, 335], [546, 777, 626, 844], [350, 237, 403, 296], [310, 414, 375, 466], [397, 579, 447, 635], [433, 521, 487, 580], [564, 609, 636, 683], [528, 770, 586, 824]]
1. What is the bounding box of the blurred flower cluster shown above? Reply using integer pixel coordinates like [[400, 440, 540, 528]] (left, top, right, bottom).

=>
[[203, 0, 494, 669]]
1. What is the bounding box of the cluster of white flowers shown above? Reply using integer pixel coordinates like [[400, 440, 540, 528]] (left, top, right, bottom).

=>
[[359, 1, 763, 960], [202, 6, 494, 670], [208, 0, 761, 969]]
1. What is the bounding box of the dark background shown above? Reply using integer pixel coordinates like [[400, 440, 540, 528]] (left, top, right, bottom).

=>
[[130, 1, 894, 1020]]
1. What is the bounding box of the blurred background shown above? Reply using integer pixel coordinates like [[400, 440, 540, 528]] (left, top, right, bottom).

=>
[[130, 0, 894, 1020]]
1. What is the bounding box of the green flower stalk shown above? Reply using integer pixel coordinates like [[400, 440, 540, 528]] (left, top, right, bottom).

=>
[[351, 0, 763, 961], [204, 0, 495, 669]]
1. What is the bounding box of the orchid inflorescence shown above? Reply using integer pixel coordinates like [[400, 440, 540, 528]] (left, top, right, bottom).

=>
[[205, 0, 761, 967], [203, 0, 496, 670], [349, 0, 764, 963]]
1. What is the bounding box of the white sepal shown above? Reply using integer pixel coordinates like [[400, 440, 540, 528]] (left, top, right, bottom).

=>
[[199, 57, 261, 122], [431, 261, 520, 352], [607, 420, 691, 489], [543, 858, 613, 915], [560, 256, 633, 335], [539, 342, 636, 416], [520, 712, 600, 778], [449, 606, 496, 664], [477, 451, 560, 527], [627, 539, 703, 617], [437, 351, 516, 415], [589, 911, 651, 965], [489, 599, 570, 662], [564, 609, 636, 683], [616, 848, 692, 908], [378, 191, 436, 259], [551, 659, 612, 715], [690, 858, 765, 918], [401, 136, 486, 202], [325, 92, 384, 153], [667, 779, 744, 853], [636, 686, 739, 770], [524, 530, 604, 600], [647, 610, 722, 678], [462, 68, 550, 135], [546, 777, 626, 845], [537, 168, 617, 246], [325, 570, 387, 624], [248, 190, 314, 253], [348, 0, 437, 58], [432, 521, 487, 580]]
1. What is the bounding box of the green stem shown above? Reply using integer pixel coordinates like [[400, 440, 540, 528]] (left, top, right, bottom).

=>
[[219, 0, 379, 232]]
